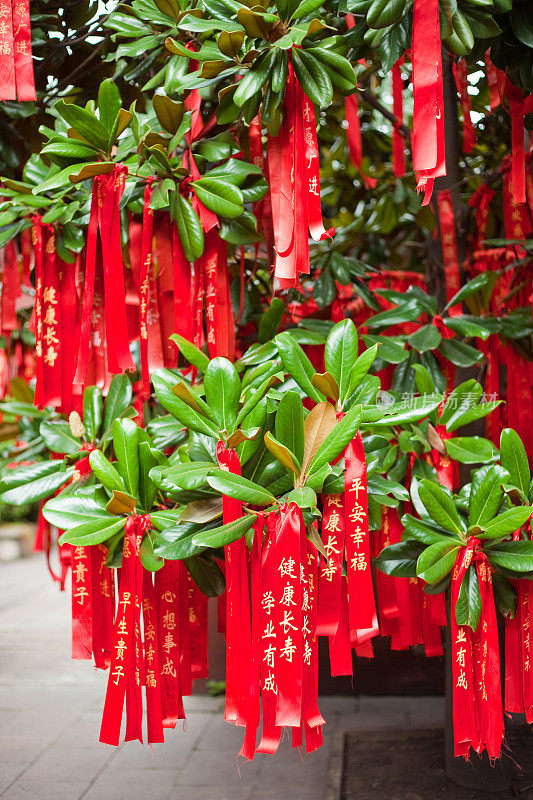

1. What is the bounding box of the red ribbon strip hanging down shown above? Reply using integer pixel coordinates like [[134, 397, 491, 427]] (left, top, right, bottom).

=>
[[344, 431, 379, 651], [450, 539, 504, 759], [0, 0, 36, 101], [154, 561, 186, 729], [0, 240, 20, 336], [216, 441, 256, 757], [344, 14, 377, 187], [31, 215, 44, 407], [100, 514, 166, 746], [468, 183, 494, 251], [452, 60, 476, 155], [437, 190, 461, 316], [74, 166, 135, 388], [201, 230, 235, 361], [411, 0, 446, 205], [138, 181, 154, 405], [391, 58, 406, 178], [503, 80, 533, 206], [256, 504, 325, 756], [267, 60, 334, 289], [485, 51, 501, 112]]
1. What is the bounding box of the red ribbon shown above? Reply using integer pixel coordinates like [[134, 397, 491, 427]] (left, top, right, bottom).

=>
[[216, 441, 255, 754], [468, 184, 494, 250], [268, 60, 334, 288], [74, 166, 135, 387], [437, 190, 461, 315], [412, 0, 446, 204], [202, 230, 235, 361], [452, 60, 476, 155], [12, 0, 35, 100], [100, 514, 152, 746], [485, 51, 501, 112], [154, 561, 186, 728], [451, 539, 503, 758], [344, 431, 379, 644], [0, 240, 20, 335], [31, 216, 44, 407], [392, 59, 405, 178], [138, 181, 154, 404]]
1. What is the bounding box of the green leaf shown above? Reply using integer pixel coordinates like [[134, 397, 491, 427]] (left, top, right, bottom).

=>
[[264, 432, 300, 474], [204, 357, 241, 434], [401, 513, 459, 545], [152, 373, 219, 437], [103, 375, 133, 432], [139, 532, 164, 571], [291, 0, 324, 20], [139, 442, 158, 512], [151, 461, 214, 492], [207, 470, 277, 506], [374, 540, 424, 577], [54, 100, 110, 151], [234, 51, 276, 107], [478, 507, 533, 540], [418, 479, 465, 536], [308, 403, 362, 475], [39, 420, 81, 454], [89, 450, 125, 493], [444, 436, 498, 464], [291, 49, 332, 106], [486, 540, 533, 572], [184, 553, 226, 597], [325, 319, 358, 405], [43, 488, 111, 528], [275, 391, 304, 464], [154, 521, 208, 560], [443, 272, 491, 312], [469, 466, 507, 528], [258, 298, 285, 344], [0, 462, 74, 505], [192, 177, 244, 219], [171, 192, 204, 262], [113, 418, 139, 498], [304, 47, 357, 93], [456, 565, 481, 631], [416, 541, 461, 584], [83, 386, 103, 442], [500, 428, 530, 497], [438, 339, 482, 368], [170, 334, 210, 372], [191, 514, 256, 548], [59, 516, 126, 546], [345, 344, 379, 402], [98, 79, 122, 134], [275, 331, 323, 402], [408, 324, 442, 353]]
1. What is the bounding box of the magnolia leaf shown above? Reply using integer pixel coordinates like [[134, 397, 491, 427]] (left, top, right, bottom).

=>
[[264, 432, 300, 475], [301, 402, 337, 476], [311, 372, 339, 403], [191, 514, 256, 548], [106, 490, 137, 515], [180, 497, 223, 524]]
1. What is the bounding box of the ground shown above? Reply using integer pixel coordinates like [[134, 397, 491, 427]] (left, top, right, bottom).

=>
[[0, 555, 445, 800]]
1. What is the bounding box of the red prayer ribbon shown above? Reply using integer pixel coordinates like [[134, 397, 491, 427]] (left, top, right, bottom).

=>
[[452, 59, 476, 155], [450, 539, 503, 758], [437, 190, 461, 316], [74, 166, 135, 387], [391, 59, 405, 178], [412, 0, 446, 204]]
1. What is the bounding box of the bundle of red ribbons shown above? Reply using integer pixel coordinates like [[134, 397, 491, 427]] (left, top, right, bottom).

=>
[[0, 0, 35, 101]]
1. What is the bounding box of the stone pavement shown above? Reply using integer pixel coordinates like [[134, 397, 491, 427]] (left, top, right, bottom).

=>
[[0, 555, 445, 800]]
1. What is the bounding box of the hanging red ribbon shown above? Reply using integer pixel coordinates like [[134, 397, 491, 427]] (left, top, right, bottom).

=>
[[412, 0, 446, 204], [202, 230, 235, 361], [138, 181, 154, 404], [452, 59, 476, 154], [468, 183, 494, 250], [391, 59, 406, 178], [0, 240, 20, 335], [100, 515, 162, 746], [437, 190, 461, 315], [0, 0, 35, 100], [344, 430, 379, 645], [268, 60, 334, 288], [74, 166, 135, 387], [485, 51, 501, 112], [450, 539, 504, 758]]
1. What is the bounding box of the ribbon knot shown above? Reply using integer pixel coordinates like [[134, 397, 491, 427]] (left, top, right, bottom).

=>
[[124, 514, 151, 536]]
